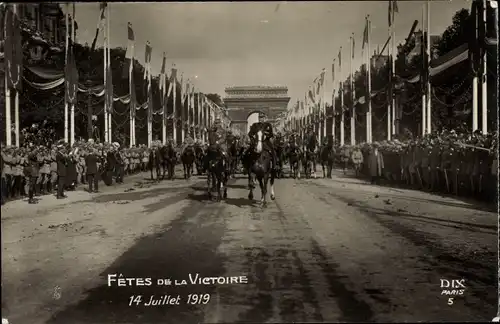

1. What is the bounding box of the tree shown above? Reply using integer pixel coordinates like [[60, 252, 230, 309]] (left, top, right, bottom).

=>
[[206, 93, 224, 107]]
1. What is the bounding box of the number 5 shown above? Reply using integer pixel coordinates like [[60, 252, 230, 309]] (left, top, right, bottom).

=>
[[448, 298, 454, 305]]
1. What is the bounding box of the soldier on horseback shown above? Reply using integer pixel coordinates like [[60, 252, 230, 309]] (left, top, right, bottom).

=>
[[303, 124, 319, 178], [249, 113, 278, 172]]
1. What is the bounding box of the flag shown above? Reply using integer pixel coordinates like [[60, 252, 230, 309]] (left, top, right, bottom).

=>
[[122, 22, 134, 79], [106, 61, 113, 113], [338, 47, 342, 68], [4, 6, 22, 90], [332, 59, 335, 84], [159, 52, 167, 106], [468, 0, 480, 74], [362, 17, 368, 50], [91, 2, 107, 51], [352, 35, 355, 59], [65, 43, 79, 105], [130, 72, 136, 118], [167, 67, 177, 98], [143, 41, 152, 80], [308, 87, 316, 105], [388, 0, 398, 27]]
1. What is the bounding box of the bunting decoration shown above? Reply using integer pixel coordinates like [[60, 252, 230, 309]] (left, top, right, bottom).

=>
[[362, 17, 368, 50], [388, 0, 398, 27]]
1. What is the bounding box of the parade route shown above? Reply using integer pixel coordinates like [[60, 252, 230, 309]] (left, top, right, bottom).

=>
[[1, 168, 497, 323]]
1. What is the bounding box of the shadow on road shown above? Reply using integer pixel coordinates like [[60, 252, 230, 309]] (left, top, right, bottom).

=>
[[224, 197, 255, 208], [46, 196, 228, 324]]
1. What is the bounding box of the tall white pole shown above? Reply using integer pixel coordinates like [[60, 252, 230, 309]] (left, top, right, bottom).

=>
[[340, 48, 344, 146], [331, 60, 336, 143], [70, 2, 76, 146], [4, 4, 11, 146], [103, 5, 108, 144], [421, 5, 427, 136], [481, 0, 488, 134], [64, 3, 69, 143], [367, 16, 372, 143], [173, 73, 177, 145], [181, 83, 185, 143], [350, 35, 355, 145], [426, 0, 432, 134], [129, 50, 134, 148], [107, 5, 112, 143], [391, 19, 397, 136], [13, 3, 19, 147]]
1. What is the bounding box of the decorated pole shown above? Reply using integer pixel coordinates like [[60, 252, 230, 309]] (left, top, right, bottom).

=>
[[425, 0, 432, 134], [103, 5, 108, 143], [70, 2, 76, 146], [107, 4, 112, 142], [331, 59, 336, 142], [4, 4, 12, 146], [366, 15, 373, 143], [481, 0, 488, 134], [421, 6, 427, 136], [173, 68, 177, 145], [65, 3, 70, 143], [339, 47, 344, 146], [350, 34, 355, 145]]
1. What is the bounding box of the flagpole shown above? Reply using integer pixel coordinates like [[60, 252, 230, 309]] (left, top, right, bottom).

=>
[[387, 25, 392, 140], [13, 4, 19, 147], [129, 62, 133, 147], [70, 2, 76, 146], [421, 5, 427, 136], [392, 18, 397, 136], [426, 0, 432, 134], [472, 0, 479, 132], [173, 69, 177, 145], [107, 4, 112, 143], [331, 65, 336, 143], [481, 0, 488, 134], [350, 34, 355, 146], [181, 80, 185, 143], [367, 15, 372, 143], [65, 3, 69, 143], [4, 4, 11, 146], [103, 4, 108, 144], [162, 55, 167, 145], [322, 71, 327, 139], [339, 47, 345, 146]]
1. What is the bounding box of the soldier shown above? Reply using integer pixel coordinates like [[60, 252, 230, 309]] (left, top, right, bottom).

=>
[[39, 147, 51, 195], [49, 146, 58, 194], [258, 114, 278, 172], [351, 145, 363, 177], [56, 140, 68, 199], [114, 143, 124, 184], [26, 148, 40, 204], [340, 145, 350, 174], [85, 147, 100, 193]]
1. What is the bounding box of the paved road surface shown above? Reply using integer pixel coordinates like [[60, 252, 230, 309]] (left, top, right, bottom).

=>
[[1, 167, 497, 323]]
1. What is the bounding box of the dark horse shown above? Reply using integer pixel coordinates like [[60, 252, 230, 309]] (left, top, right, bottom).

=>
[[160, 142, 177, 180], [148, 147, 163, 181], [194, 143, 205, 175], [303, 131, 318, 179], [205, 132, 228, 201], [320, 136, 336, 178], [227, 135, 241, 178], [274, 133, 285, 178], [286, 134, 302, 179], [245, 122, 275, 207], [181, 144, 195, 180]]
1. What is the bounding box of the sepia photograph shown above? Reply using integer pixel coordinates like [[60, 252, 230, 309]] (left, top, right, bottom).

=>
[[1, 0, 498, 323]]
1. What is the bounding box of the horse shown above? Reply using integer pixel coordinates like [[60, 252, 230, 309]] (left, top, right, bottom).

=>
[[148, 147, 163, 181], [181, 144, 195, 180], [320, 137, 336, 178], [246, 122, 275, 207], [227, 135, 241, 178], [205, 131, 228, 201], [286, 135, 302, 179], [160, 142, 177, 180], [194, 143, 205, 175], [274, 134, 285, 179], [303, 131, 318, 179]]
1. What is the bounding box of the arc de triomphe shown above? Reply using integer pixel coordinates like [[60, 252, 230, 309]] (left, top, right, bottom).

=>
[[224, 86, 291, 135]]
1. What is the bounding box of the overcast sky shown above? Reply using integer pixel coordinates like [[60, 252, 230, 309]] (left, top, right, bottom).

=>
[[69, 0, 470, 107]]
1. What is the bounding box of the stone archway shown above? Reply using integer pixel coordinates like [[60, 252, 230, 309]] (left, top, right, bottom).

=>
[[247, 112, 260, 133], [224, 86, 291, 136]]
